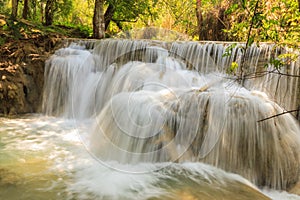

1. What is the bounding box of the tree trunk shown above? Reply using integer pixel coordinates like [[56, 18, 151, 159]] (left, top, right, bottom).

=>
[[216, 7, 227, 41], [104, 3, 115, 31], [32, 0, 37, 19], [45, 0, 55, 25], [196, 0, 202, 40], [40, 2, 44, 23], [298, 0, 300, 12], [11, 0, 19, 18], [93, 0, 105, 39], [22, 0, 29, 19]]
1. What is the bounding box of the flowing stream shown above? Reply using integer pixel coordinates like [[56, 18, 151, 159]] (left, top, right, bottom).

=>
[[1, 39, 300, 199]]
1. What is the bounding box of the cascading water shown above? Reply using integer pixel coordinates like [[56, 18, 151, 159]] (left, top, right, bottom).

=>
[[38, 39, 300, 199]]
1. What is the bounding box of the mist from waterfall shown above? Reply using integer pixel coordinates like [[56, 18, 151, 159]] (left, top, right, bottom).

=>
[[42, 39, 300, 191]]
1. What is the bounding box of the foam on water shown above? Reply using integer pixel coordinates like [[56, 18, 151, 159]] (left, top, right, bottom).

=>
[[40, 40, 300, 191], [0, 115, 276, 200], [263, 189, 300, 200]]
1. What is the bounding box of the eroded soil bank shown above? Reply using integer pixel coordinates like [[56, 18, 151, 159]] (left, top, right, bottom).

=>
[[0, 14, 88, 115], [0, 34, 64, 115]]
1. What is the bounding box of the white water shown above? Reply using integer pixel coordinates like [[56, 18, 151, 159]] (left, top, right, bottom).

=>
[[2, 39, 300, 199], [43, 40, 300, 188], [0, 115, 300, 199], [0, 115, 273, 200]]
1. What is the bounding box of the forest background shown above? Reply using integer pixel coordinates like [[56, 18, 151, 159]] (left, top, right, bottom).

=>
[[1, 0, 300, 45]]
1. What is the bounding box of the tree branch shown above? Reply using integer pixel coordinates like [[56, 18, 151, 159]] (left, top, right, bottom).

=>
[[242, 69, 300, 80], [112, 19, 138, 23], [239, 0, 260, 86], [104, 3, 115, 30], [257, 109, 299, 122], [270, 70, 300, 78]]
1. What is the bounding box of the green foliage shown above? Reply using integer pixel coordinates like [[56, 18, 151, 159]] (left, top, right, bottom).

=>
[[44, 0, 73, 25], [223, 43, 237, 57], [105, 0, 159, 32], [110, 0, 157, 21], [268, 52, 299, 70], [0, 37, 6, 46], [155, 0, 197, 37], [55, 21, 93, 37], [224, 0, 300, 84], [69, 0, 94, 26], [1, 0, 299, 43], [225, 4, 239, 15], [225, 0, 300, 45], [57, 0, 73, 18], [4, 18, 29, 39], [0, 0, 10, 15], [227, 61, 239, 74]]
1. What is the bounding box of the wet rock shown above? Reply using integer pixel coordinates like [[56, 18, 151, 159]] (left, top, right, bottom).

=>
[[289, 180, 300, 195]]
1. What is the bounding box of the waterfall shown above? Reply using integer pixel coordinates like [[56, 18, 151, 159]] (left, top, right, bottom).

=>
[[43, 39, 300, 190]]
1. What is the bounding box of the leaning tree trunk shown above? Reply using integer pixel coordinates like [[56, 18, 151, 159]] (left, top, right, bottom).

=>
[[11, 0, 19, 18], [196, 0, 202, 40], [93, 0, 105, 39], [22, 0, 29, 19], [104, 3, 115, 31]]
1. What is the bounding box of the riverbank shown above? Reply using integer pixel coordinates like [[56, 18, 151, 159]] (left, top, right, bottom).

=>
[[0, 14, 89, 115]]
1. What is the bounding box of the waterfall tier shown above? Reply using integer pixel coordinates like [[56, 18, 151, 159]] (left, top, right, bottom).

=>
[[43, 39, 300, 190]]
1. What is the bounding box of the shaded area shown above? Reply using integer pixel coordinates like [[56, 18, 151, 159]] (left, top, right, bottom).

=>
[[0, 14, 90, 115]]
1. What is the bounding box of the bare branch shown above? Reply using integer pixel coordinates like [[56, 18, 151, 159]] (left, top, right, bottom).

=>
[[270, 71, 300, 78], [257, 109, 299, 122]]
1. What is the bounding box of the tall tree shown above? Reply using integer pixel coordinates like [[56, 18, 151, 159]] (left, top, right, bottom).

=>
[[22, 0, 30, 19], [93, 0, 105, 38], [196, 0, 202, 40], [40, 1, 45, 23], [44, 0, 73, 25], [45, 0, 55, 25], [11, 0, 19, 18]]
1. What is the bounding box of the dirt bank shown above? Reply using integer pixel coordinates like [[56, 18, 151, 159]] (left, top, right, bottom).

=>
[[0, 35, 65, 115], [0, 15, 70, 115]]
